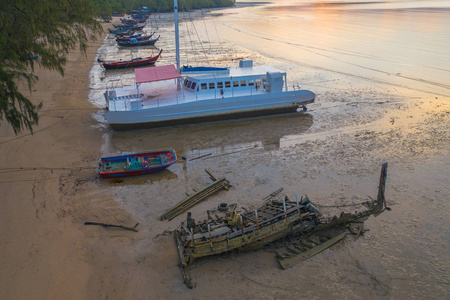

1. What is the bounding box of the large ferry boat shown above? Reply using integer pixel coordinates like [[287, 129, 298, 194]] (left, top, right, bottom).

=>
[[103, 1, 315, 130]]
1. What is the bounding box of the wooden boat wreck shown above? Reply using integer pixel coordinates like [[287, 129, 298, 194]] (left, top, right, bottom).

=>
[[98, 149, 176, 178], [174, 163, 388, 288]]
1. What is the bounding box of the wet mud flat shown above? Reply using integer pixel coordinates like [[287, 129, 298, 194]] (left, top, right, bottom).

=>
[[97, 90, 448, 298], [86, 2, 449, 299]]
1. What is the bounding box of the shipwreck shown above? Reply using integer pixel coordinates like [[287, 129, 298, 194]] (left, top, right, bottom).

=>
[[174, 163, 388, 288]]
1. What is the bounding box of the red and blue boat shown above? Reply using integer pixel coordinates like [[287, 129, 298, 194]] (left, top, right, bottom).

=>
[[99, 149, 177, 178]]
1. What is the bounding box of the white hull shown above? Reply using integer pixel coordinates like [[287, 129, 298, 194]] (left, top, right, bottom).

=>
[[106, 89, 315, 130]]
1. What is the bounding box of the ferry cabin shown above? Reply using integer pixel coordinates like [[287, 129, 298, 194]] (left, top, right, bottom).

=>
[[181, 60, 288, 100], [105, 60, 292, 111]]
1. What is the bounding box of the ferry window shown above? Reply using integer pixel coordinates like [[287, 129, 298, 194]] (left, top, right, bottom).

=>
[[262, 78, 267, 83], [209, 82, 215, 89], [240, 80, 246, 87], [249, 80, 254, 86], [256, 79, 261, 86], [225, 81, 231, 88], [191, 82, 197, 90], [186, 81, 192, 88], [217, 82, 223, 89], [184, 79, 189, 87], [201, 83, 207, 90], [233, 81, 239, 87]]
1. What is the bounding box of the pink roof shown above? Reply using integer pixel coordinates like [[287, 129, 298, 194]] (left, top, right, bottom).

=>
[[135, 65, 181, 84]]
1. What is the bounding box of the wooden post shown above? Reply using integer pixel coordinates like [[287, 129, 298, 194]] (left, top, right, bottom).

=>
[[283, 198, 288, 226], [240, 215, 244, 235], [255, 210, 259, 234], [207, 224, 213, 247], [190, 228, 195, 246], [296, 194, 301, 217]]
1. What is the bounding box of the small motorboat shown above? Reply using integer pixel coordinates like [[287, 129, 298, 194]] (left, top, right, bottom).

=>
[[98, 149, 177, 178]]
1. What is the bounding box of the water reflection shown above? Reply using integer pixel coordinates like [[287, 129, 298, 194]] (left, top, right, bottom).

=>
[[106, 113, 313, 159], [217, 0, 450, 96]]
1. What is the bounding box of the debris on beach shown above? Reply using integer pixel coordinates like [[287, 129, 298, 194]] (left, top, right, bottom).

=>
[[84, 221, 139, 232], [160, 170, 230, 221]]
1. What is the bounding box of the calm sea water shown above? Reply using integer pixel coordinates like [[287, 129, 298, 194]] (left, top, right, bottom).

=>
[[90, 1, 449, 298]]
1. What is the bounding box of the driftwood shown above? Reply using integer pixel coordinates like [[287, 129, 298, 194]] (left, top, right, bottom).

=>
[[84, 222, 139, 232]]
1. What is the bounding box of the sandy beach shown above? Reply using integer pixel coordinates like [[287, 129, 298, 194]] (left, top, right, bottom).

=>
[[1, 1, 449, 299], [0, 26, 125, 299]]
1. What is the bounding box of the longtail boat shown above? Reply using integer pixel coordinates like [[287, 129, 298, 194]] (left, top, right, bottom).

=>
[[115, 32, 155, 43], [113, 24, 145, 31], [98, 149, 176, 178], [108, 28, 134, 35], [174, 163, 388, 288], [100, 50, 163, 70], [117, 36, 159, 47], [120, 18, 138, 25]]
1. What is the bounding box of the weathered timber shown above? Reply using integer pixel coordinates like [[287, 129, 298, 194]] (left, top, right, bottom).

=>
[[263, 188, 284, 200], [160, 177, 230, 221], [278, 232, 347, 269], [84, 222, 139, 232], [205, 169, 218, 182]]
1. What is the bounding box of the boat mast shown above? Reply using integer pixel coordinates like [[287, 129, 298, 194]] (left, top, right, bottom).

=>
[[174, 0, 181, 89]]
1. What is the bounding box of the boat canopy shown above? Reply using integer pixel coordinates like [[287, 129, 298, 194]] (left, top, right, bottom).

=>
[[135, 64, 181, 84]]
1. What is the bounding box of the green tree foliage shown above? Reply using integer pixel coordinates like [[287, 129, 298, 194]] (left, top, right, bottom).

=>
[[93, 0, 113, 22], [92, 0, 235, 14], [0, 0, 102, 134]]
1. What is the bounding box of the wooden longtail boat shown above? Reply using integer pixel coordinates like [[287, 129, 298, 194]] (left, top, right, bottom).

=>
[[98, 149, 176, 178], [120, 18, 138, 25], [174, 163, 388, 288], [113, 24, 145, 30], [117, 36, 160, 47], [101, 50, 162, 70], [115, 32, 155, 42], [108, 28, 134, 35]]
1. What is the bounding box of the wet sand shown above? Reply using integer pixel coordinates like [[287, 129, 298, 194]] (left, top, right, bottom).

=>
[[1, 1, 449, 299]]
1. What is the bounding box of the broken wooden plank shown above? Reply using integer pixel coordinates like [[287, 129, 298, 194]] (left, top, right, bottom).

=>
[[205, 169, 218, 181], [278, 232, 347, 269], [263, 188, 284, 200], [160, 177, 230, 221]]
